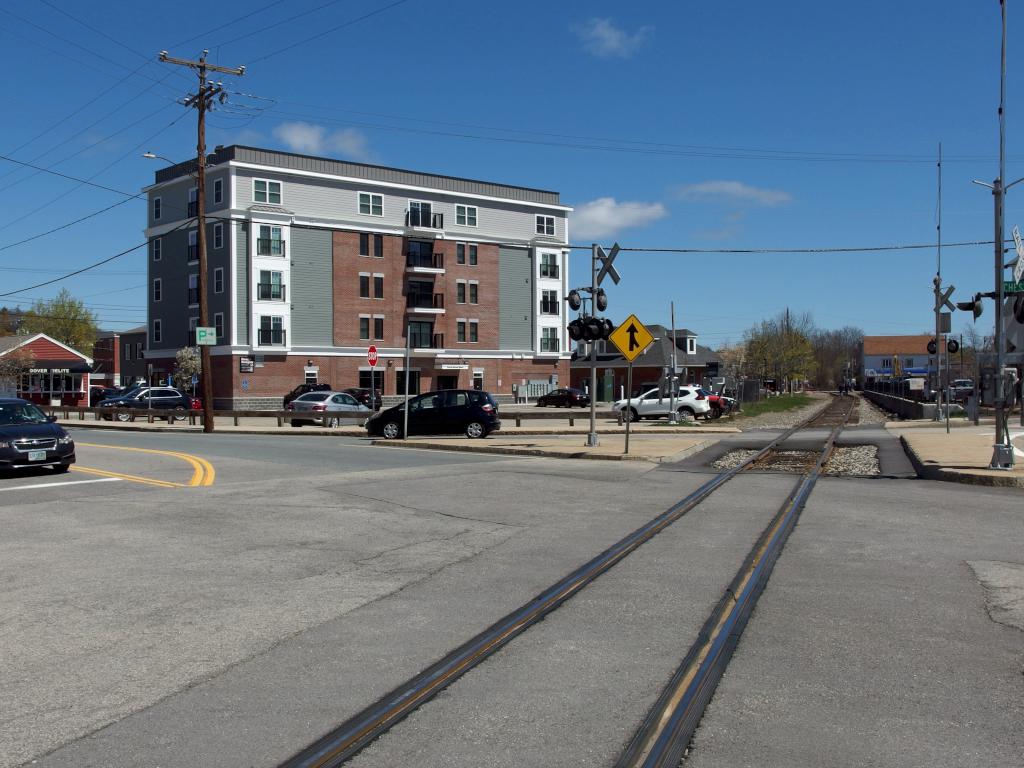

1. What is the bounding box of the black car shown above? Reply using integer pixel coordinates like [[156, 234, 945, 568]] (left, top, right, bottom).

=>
[[89, 386, 123, 407], [0, 398, 75, 473], [366, 389, 500, 439], [282, 382, 332, 407], [97, 386, 195, 422], [536, 387, 590, 408], [341, 387, 382, 410]]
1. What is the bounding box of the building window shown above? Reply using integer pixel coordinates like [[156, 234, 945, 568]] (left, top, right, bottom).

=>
[[258, 270, 284, 300], [456, 204, 477, 227], [469, 320, 478, 343], [359, 273, 370, 298], [469, 244, 478, 265], [469, 281, 478, 304], [188, 187, 198, 217], [540, 289, 559, 315], [152, 278, 162, 302], [153, 197, 161, 221], [540, 252, 558, 278], [408, 320, 433, 348], [214, 223, 223, 249], [457, 320, 466, 342], [214, 312, 224, 341], [541, 327, 560, 353], [687, 338, 696, 354], [408, 200, 434, 227], [904, 357, 914, 367], [257, 224, 284, 256], [457, 281, 466, 304], [152, 237, 162, 261], [373, 315, 384, 340], [359, 315, 370, 340], [188, 230, 198, 262], [153, 319, 162, 344], [396, 370, 420, 396], [124, 343, 133, 362], [457, 243, 466, 265], [536, 215, 555, 235], [473, 371, 483, 391], [374, 233, 383, 257], [214, 267, 224, 294], [187, 274, 199, 306], [359, 232, 369, 256], [373, 274, 384, 299], [253, 179, 281, 205], [258, 315, 284, 345], [359, 192, 383, 216], [213, 178, 223, 205], [189, 316, 199, 336], [136, 342, 143, 360], [882, 358, 891, 368]]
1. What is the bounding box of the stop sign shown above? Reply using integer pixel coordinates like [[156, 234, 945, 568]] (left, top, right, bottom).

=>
[[368, 345, 378, 367]]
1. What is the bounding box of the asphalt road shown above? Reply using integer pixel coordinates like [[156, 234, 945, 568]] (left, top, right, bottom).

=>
[[2, 428, 1021, 767]]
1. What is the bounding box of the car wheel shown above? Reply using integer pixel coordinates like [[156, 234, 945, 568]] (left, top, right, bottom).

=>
[[116, 410, 133, 423], [536, 400, 546, 407], [382, 421, 402, 439], [678, 407, 695, 422], [465, 421, 487, 438], [710, 406, 722, 419], [326, 416, 339, 428], [625, 407, 639, 423], [291, 419, 304, 428], [54, 464, 71, 474], [169, 406, 186, 423]]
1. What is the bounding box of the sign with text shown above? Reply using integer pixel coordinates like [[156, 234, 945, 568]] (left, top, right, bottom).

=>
[[368, 345, 378, 367], [195, 327, 217, 346]]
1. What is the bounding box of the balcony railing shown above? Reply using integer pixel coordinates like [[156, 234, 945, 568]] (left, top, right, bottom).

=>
[[540, 300, 560, 316], [187, 201, 198, 218], [540, 337, 560, 353], [258, 328, 287, 346], [257, 238, 286, 257], [187, 244, 198, 261], [540, 263, 559, 279], [257, 282, 286, 301], [406, 293, 444, 309], [406, 251, 444, 269], [187, 288, 199, 305], [410, 332, 444, 349], [406, 210, 444, 228]]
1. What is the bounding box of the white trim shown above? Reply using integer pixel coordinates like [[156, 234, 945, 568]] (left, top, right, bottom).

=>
[[358, 191, 384, 217], [455, 204, 478, 227], [252, 178, 282, 205]]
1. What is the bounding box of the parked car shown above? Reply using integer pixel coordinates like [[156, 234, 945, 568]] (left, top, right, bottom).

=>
[[282, 382, 331, 407], [366, 389, 500, 439], [341, 387, 382, 410], [287, 391, 371, 427], [951, 379, 975, 402], [698, 388, 736, 419], [97, 386, 196, 422], [535, 388, 590, 408], [612, 387, 711, 422], [0, 397, 75, 473], [89, 386, 122, 407]]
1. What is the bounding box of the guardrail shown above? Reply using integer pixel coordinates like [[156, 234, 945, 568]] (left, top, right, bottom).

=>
[[507, 410, 619, 427]]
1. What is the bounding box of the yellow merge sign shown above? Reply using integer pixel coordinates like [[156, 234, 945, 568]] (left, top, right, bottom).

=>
[[609, 314, 654, 362]]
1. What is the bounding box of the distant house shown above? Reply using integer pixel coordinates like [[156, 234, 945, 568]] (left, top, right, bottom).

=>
[[861, 335, 935, 378], [93, 326, 148, 387], [569, 325, 722, 400], [0, 333, 93, 405]]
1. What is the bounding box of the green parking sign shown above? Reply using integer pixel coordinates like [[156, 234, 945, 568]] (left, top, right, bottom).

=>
[[195, 326, 217, 345]]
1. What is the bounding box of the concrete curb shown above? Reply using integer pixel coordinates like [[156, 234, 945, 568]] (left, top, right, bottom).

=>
[[368, 438, 715, 463], [899, 434, 1024, 488]]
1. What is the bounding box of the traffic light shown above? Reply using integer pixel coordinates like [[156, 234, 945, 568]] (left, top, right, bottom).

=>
[[568, 318, 583, 341], [595, 288, 608, 312], [956, 293, 984, 320], [567, 316, 614, 342], [567, 290, 582, 311], [927, 339, 937, 355], [947, 338, 960, 354]]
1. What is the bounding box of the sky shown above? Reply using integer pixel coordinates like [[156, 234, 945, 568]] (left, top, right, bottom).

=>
[[0, 0, 1022, 349]]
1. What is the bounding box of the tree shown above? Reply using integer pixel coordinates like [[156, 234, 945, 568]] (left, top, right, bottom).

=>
[[0, 347, 34, 396], [173, 347, 201, 392], [21, 289, 98, 352]]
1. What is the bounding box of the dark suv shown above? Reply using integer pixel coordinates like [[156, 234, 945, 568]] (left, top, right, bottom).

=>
[[366, 389, 500, 439], [283, 382, 331, 407], [341, 387, 382, 410], [97, 386, 196, 422]]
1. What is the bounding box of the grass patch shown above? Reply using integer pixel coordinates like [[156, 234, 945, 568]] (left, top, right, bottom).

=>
[[734, 394, 814, 419]]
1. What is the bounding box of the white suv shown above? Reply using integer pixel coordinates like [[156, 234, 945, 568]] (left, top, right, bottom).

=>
[[613, 387, 711, 422]]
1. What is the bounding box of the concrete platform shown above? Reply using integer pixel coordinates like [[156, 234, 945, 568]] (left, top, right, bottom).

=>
[[891, 421, 1024, 487]]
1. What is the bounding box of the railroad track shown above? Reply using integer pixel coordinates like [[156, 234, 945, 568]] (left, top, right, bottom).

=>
[[279, 395, 857, 768]]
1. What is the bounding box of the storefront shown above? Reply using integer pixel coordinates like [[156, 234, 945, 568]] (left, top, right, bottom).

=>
[[0, 334, 92, 406]]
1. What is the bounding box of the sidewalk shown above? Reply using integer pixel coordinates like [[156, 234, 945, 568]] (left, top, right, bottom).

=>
[[888, 418, 1024, 487]]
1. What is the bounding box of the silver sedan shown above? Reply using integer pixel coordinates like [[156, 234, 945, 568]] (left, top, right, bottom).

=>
[[287, 391, 371, 427]]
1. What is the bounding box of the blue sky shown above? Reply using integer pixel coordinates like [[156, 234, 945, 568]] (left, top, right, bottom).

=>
[[0, 0, 1021, 348]]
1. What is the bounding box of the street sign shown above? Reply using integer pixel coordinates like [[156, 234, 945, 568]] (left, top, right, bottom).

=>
[[1004, 280, 1024, 293], [241, 378, 249, 391], [368, 345, 378, 367], [195, 326, 217, 346], [609, 314, 654, 362], [595, 243, 621, 286], [1014, 226, 1024, 284], [934, 285, 956, 313], [191, 374, 199, 386]]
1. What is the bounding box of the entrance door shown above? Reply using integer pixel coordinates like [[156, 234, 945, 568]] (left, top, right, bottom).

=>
[[437, 375, 458, 390]]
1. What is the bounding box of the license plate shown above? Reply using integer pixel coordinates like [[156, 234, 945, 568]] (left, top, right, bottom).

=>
[[28, 450, 47, 461]]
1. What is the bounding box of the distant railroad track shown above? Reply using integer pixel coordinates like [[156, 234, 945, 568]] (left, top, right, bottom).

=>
[[279, 395, 857, 768]]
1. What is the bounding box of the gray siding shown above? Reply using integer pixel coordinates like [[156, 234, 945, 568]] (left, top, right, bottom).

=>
[[147, 171, 230, 227], [289, 226, 333, 346], [499, 246, 533, 350], [236, 223, 249, 345]]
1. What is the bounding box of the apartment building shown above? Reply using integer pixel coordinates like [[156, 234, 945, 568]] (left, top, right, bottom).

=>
[[144, 145, 572, 407]]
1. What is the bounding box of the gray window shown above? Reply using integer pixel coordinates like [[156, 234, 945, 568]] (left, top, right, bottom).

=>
[[469, 244, 478, 265], [457, 321, 466, 342], [540, 252, 558, 278], [214, 267, 224, 294], [374, 275, 384, 298], [540, 290, 558, 315], [469, 320, 478, 343], [153, 197, 161, 220], [359, 316, 370, 340], [457, 282, 466, 304], [153, 319, 162, 344], [213, 178, 223, 205], [152, 237, 161, 261], [214, 223, 223, 249], [457, 243, 465, 264], [373, 316, 384, 340], [359, 232, 369, 256], [214, 312, 224, 341], [152, 278, 162, 302], [541, 327, 559, 352]]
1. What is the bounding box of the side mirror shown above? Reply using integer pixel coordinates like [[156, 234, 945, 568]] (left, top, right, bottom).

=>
[[48, 415, 58, 423]]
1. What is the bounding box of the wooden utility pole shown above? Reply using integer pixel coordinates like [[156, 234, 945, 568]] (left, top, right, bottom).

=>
[[159, 50, 244, 433]]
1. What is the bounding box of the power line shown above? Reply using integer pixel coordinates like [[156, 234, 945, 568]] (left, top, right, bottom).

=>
[[214, 0, 349, 48], [563, 239, 1002, 254]]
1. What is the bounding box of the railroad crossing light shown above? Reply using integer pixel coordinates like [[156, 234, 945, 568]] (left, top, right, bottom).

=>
[[567, 290, 582, 311], [600, 318, 614, 339], [927, 340, 937, 355], [582, 316, 603, 341], [947, 338, 960, 354], [1014, 294, 1024, 324], [567, 318, 584, 341], [956, 293, 984, 320], [595, 288, 608, 312]]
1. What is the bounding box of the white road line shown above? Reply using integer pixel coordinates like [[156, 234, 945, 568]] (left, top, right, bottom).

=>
[[0, 477, 122, 493]]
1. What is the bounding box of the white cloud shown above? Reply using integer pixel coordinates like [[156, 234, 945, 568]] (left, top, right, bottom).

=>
[[272, 122, 374, 162], [675, 180, 792, 207], [571, 197, 667, 240], [574, 18, 652, 59]]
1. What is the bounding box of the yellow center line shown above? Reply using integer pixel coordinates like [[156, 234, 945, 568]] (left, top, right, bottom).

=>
[[76, 442, 215, 486], [71, 465, 180, 488]]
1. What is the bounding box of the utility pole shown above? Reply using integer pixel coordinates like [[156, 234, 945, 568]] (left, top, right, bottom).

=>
[[934, 143, 943, 422], [159, 50, 245, 434], [587, 245, 599, 447]]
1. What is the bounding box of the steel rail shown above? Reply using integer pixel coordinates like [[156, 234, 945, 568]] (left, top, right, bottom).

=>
[[279, 396, 848, 768], [614, 397, 854, 768]]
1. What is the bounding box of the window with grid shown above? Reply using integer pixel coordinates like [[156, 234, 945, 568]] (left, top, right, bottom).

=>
[[456, 205, 477, 226], [359, 316, 370, 340], [214, 268, 224, 294], [541, 327, 560, 352], [213, 178, 223, 205], [214, 313, 224, 341], [536, 215, 555, 235], [359, 192, 383, 216], [540, 252, 559, 278], [187, 274, 199, 306], [457, 321, 466, 343], [188, 230, 197, 262], [153, 197, 161, 221], [469, 321, 478, 343], [152, 279, 161, 302], [540, 290, 559, 315], [153, 319, 162, 344], [469, 282, 478, 304], [254, 179, 281, 204], [214, 223, 223, 249], [152, 237, 161, 261]]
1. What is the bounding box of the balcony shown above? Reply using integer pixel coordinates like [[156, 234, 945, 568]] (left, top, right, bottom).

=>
[[258, 328, 287, 346], [406, 210, 444, 229], [257, 282, 286, 301], [540, 263, 559, 279], [405, 251, 445, 273], [257, 238, 286, 257], [406, 293, 445, 314], [187, 244, 198, 262], [540, 337, 560, 353], [410, 332, 444, 351], [187, 201, 198, 218], [187, 288, 199, 305]]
